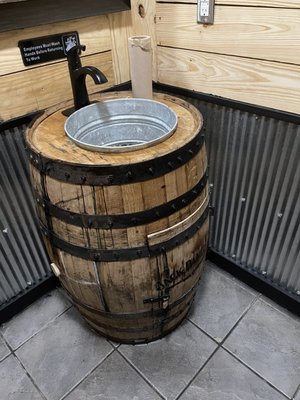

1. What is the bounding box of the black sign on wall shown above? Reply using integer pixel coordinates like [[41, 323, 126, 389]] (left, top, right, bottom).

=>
[[18, 31, 80, 66]]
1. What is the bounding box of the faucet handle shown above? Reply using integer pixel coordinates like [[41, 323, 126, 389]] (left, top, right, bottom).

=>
[[66, 44, 86, 70]]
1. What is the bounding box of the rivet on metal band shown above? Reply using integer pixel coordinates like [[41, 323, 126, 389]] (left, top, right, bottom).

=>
[[36, 172, 208, 229], [27, 131, 205, 185], [41, 207, 209, 262]]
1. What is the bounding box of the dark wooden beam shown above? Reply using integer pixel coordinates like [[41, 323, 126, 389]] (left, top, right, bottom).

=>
[[0, 0, 130, 32]]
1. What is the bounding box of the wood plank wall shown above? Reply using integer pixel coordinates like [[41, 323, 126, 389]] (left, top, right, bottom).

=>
[[0, 12, 133, 121], [155, 0, 300, 114], [1, 1, 299, 120]]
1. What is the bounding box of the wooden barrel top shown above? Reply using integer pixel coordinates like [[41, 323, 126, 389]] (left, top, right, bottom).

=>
[[26, 91, 202, 167]]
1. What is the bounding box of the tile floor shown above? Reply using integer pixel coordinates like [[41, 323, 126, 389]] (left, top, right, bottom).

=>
[[1, 261, 299, 400]]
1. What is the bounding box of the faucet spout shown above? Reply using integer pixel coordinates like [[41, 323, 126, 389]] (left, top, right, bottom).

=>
[[79, 66, 108, 85], [66, 45, 108, 111]]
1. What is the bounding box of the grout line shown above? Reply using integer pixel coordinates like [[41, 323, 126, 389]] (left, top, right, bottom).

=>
[[188, 293, 261, 347], [0, 299, 75, 400], [14, 353, 48, 400], [174, 345, 220, 400], [2, 333, 48, 399], [0, 333, 14, 353], [292, 384, 300, 400], [59, 345, 116, 400], [179, 293, 292, 400], [177, 294, 261, 398], [0, 330, 12, 363], [0, 353, 11, 363], [219, 294, 261, 346], [212, 293, 293, 400], [221, 347, 291, 400], [187, 318, 220, 345], [178, 283, 262, 399], [116, 347, 166, 400], [11, 304, 73, 352], [109, 341, 121, 349]]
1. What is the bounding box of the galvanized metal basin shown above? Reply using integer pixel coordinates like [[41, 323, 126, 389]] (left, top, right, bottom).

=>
[[64, 98, 178, 152]]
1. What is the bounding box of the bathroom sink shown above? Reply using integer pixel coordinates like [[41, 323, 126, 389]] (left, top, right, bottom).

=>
[[64, 98, 178, 152]]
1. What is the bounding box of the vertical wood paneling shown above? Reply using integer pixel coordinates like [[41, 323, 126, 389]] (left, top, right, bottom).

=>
[[108, 10, 133, 84], [130, 0, 157, 81]]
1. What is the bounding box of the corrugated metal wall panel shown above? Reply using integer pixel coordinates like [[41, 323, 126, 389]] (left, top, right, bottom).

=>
[[0, 125, 51, 308], [184, 98, 300, 299]]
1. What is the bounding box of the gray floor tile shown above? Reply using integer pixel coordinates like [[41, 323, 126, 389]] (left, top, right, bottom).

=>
[[205, 261, 259, 295], [65, 351, 162, 400], [120, 319, 217, 400], [16, 307, 113, 400], [0, 354, 43, 400], [179, 347, 286, 400], [224, 299, 300, 398], [0, 334, 10, 361], [1, 288, 71, 350], [189, 265, 256, 342]]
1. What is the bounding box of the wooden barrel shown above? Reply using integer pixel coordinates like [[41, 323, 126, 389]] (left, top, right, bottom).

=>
[[26, 91, 209, 344]]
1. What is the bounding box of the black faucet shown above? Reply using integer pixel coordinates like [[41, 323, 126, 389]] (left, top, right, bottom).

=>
[[66, 44, 108, 111]]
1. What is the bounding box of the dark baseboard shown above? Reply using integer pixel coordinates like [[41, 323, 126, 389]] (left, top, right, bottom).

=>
[[207, 250, 300, 317], [0, 111, 42, 133], [0, 276, 59, 324]]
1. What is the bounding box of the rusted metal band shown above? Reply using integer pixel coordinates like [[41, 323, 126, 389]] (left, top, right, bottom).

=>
[[85, 306, 192, 344], [84, 301, 190, 334], [65, 278, 197, 320], [37, 173, 208, 229], [27, 131, 205, 185], [40, 206, 209, 262]]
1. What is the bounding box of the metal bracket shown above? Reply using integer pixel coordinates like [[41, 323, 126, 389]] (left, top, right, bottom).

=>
[[143, 294, 170, 305]]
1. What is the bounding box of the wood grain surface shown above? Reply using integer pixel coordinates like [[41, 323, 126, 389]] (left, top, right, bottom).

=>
[[0, 52, 114, 121], [157, 46, 300, 114], [0, 0, 130, 32], [157, 0, 300, 7], [0, 15, 111, 76], [27, 92, 202, 165], [108, 10, 133, 84], [156, 4, 300, 64], [130, 0, 157, 81]]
